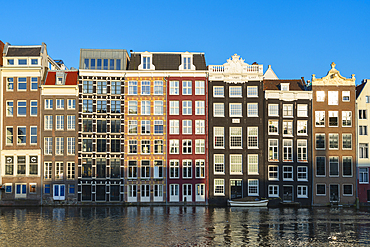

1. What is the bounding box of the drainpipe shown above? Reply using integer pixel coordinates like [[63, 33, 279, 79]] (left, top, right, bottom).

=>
[[355, 100, 359, 208], [40, 83, 43, 206], [164, 76, 169, 206]]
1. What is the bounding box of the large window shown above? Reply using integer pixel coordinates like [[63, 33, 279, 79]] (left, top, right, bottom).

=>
[[229, 86, 242, 97], [297, 104, 307, 117], [141, 160, 150, 179], [83, 81, 93, 93], [342, 111, 352, 127], [170, 81, 179, 95], [329, 111, 338, 127], [283, 104, 293, 117], [359, 143, 369, 158], [342, 156, 353, 177], [111, 81, 121, 94], [141, 120, 150, 134], [297, 186, 308, 198], [247, 103, 258, 117], [154, 81, 163, 95], [111, 139, 120, 153], [359, 168, 369, 183], [268, 104, 279, 116], [55, 162, 63, 179], [182, 81, 192, 95], [269, 185, 279, 197], [247, 86, 258, 97], [268, 120, 278, 135], [230, 155, 242, 174], [343, 184, 353, 196], [154, 101, 163, 115], [268, 165, 278, 180], [30, 127, 37, 145], [111, 120, 121, 133], [83, 100, 92, 113], [214, 127, 224, 148], [230, 103, 242, 117], [329, 156, 339, 176], [247, 127, 258, 148], [6, 127, 13, 145], [195, 120, 205, 134], [268, 139, 278, 161], [329, 134, 339, 150], [111, 159, 121, 179], [141, 101, 150, 115], [248, 154, 258, 175], [17, 101, 26, 116], [316, 91, 325, 102], [6, 101, 13, 116], [315, 134, 325, 150], [97, 81, 107, 94], [195, 81, 205, 95], [45, 115, 53, 130], [67, 137, 75, 155], [56, 137, 64, 155], [283, 121, 293, 136], [195, 160, 205, 178], [248, 179, 259, 196], [297, 140, 307, 162], [342, 134, 352, 150], [7, 78, 14, 91], [97, 120, 107, 133], [182, 120, 192, 134], [154, 140, 163, 154], [170, 140, 179, 154], [214, 154, 224, 174], [170, 101, 179, 115], [182, 101, 192, 115], [195, 101, 205, 115], [128, 101, 137, 114], [128, 140, 137, 154], [83, 119, 92, 132], [195, 139, 205, 154], [230, 127, 242, 148], [316, 184, 326, 196], [44, 137, 52, 155], [359, 125, 368, 135], [170, 120, 179, 134], [111, 100, 121, 113], [182, 140, 192, 154], [128, 161, 137, 178], [297, 166, 308, 181], [214, 179, 225, 195], [17, 156, 26, 175], [359, 110, 367, 119], [44, 162, 52, 179], [283, 166, 293, 181], [213, 86, 224, 97], [30, 101, 37, 116], [128, 81, 138, 95], [18, 77, 27, 91], [328, 91, 338, 105], [141, 81, 150, 95], [56, 99, 64, 110], [213, 103, 224, 117], [154, 120, 163, 134], [97, 139, 106, 152], [183, 160, 192, 178], [56, 115, 64, 130], [297, 120, 307, 135], [17, 127, 26, 144], [315, 111, 325, 127], [141, 140, 150, 154], [154, 160, 163, 178], [283, 139, 293, 162], [170, 160, 179, 178], [316, 156, 326, 176], [67, 115, 75, 130]]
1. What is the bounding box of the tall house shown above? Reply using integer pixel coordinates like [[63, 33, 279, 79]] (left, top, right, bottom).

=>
[[41, 70, 79, 204], [0, 43, 49, 204], [208, 54, 268, 206], [0, 40, 4, 66], [312, 63, 356, 206], [78, 49, 129, 202], [263, 79, 312, 206], [356, 79, 370, 205], [126, 52, 208, 204]]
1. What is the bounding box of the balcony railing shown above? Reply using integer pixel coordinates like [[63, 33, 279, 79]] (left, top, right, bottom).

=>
[[209, 64, 263, 74]]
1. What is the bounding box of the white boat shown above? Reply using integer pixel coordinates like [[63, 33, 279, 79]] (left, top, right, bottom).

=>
[[228, 199, 268, 207]]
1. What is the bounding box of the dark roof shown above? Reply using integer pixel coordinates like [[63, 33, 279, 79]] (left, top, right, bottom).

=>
[[263, 79, 306, 91], [6, 47, 41, 57], [128, 53, 206, 70], [45, 71, 78, 85], [356, 81, 366, 99]]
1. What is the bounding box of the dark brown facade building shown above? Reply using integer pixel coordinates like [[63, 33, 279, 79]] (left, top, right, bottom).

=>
[[311, 63, 357, 206], [263, 79, 312, 206]]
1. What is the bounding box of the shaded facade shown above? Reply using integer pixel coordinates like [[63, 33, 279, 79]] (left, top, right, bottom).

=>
[[78, 49, 128, 202], [41, 70, 79, 204], [263, 79, 313, 206], [356, 79, 370, 205], [311, 63, 356, 206], [208, 54, 269, 206]]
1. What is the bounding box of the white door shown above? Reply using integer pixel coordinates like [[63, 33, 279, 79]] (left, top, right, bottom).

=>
[[127, 185, 137, 202], [170, 184, 179, 202], [195, 184, 205, 202], [154, 184, 163, 202], [53, 184, 65, 200], [141, 184, 150, 202], [183, 184, 192, 202]]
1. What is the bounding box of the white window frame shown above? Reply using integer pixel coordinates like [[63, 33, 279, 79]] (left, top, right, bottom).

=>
[[182, 81, 192, 95], [213, 86, 224, 97], [169, 140, 179, 154], [247, 127, 258, 149], [170, 81, 179, 95], [170, 120, 179, 134], [229, 86, 242, 97], [182, 120, 192, 135], [317, 91, 326, 102], [214, 179, 225, 196], [297, 186, 308, 198], [214, 154, 224, 174], [297, 140, 307, 162], [169, 101, 179, 115], [297, 104, 307, 117], [213, 103, 224, 117], [182, 101, 192, 115], [268, 185, 279, 197], [283, 166, 293, 181], [297, 166, 308, 181], [195, 139, 205, 154], [315, 111, 325, 127], [214, 127, 224, 148], [154, 101, 163, 115], [247, 103, 258, 117], [247, 86, 258, 97], [268, 120, 279, 135], [268, 165, 279, 181], [230, 154, 242, 174], [248, 154, 258, 175], [248, 179, 259, 196], [195, 101, 205, 115], [268, 104, 279, 116], [328, 91, 338, 105], [195, 81, 205, 95], [230, 127, 242, 149], [195, 120, 205, 134]]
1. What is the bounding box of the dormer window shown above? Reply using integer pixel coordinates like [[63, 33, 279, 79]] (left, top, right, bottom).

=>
[[179, 53, 195, 70], [31, 59, 38, 65], [57, 77, 63, 85], [281, 83, 289, 91], [138, 52, 155, 70], [143, 56, 151, 69], [184, 57, 191, 70], [7, 59, 14, 65], [18, 59, 27, 65]]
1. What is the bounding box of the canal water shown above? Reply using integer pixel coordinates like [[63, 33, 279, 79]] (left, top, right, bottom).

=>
[[0, 206, 369, 246]]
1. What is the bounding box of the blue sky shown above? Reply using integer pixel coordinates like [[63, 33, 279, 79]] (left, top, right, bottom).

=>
[[2, 0, 370, 83]]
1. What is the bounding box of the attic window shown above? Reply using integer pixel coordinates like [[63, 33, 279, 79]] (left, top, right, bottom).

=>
[[18, 59, 27, 65], [281, 83, 289, 91], [183, 57, 191, 70], [56, 77, 63, 85], [143, 56, 151, 69], [7, 59, 14, 65]]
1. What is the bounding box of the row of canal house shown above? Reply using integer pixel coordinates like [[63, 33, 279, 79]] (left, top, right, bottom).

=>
[[0, 40, 366, 206]]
